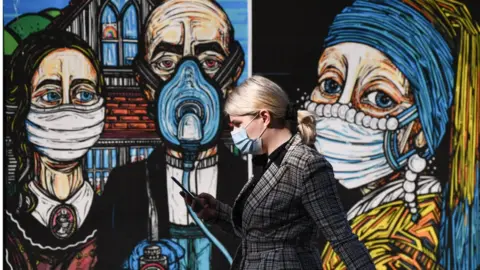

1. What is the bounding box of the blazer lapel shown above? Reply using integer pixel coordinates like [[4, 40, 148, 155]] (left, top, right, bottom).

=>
[[242, 163, 288, 229], [241, 135, 303, 230], [231, 174, 255, 230], [231, 154, 271, 231]]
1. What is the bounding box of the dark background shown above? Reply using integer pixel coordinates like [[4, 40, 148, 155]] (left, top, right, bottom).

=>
[[253, 1, 352, 99], [252, 0, 480, 103], [252, 0, 479, 248]]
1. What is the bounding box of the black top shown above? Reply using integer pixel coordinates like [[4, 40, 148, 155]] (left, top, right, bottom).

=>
[[235, 136, 293, 226], [252, 137, 291, 183]]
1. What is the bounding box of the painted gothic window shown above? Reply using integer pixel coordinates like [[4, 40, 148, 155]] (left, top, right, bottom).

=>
[[101, 0, 139, 66]]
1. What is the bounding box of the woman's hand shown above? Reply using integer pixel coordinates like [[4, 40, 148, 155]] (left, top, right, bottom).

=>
[[180, 192, 218, 221]]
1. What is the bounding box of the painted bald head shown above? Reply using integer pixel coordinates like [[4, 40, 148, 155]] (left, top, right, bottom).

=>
[[144, 0, 234, 82]]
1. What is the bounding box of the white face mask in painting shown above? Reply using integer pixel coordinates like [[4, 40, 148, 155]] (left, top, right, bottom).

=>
[[25, 98, 105, 162], [310, 102, 419, 189], [315, 117, 394, 188]]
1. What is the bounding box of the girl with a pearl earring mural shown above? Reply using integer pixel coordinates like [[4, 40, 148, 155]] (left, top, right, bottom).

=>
[[304, 0, 479, 268]]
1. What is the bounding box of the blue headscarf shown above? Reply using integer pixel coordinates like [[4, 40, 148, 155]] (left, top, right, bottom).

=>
[[324, 0, 454, 156]]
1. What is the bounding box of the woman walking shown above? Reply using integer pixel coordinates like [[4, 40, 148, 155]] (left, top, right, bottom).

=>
[[182, 76, 374, 269]]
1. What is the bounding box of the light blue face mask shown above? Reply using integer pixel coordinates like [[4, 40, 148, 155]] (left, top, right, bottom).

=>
[[156, 58, 222, 153], [230, 113, 267, 155]]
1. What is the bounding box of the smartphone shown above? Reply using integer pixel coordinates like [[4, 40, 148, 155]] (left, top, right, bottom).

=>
[[171, 177, 204, 212]]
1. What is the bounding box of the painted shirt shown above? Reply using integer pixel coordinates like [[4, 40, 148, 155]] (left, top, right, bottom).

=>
[[321, 177, 443, 269], [5, 182, 98, 270]]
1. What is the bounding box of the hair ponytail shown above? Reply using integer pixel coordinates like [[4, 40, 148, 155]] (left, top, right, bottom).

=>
[[296, 110, 316, 146]]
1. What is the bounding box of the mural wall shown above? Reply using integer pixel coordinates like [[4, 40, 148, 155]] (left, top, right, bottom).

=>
[[253, 0, 479, 269], [3, 0, 479, 270], [4, 0, 249, 269]]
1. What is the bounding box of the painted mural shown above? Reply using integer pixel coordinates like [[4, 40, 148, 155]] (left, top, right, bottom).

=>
[[4, 0, 249, 269], [3, 0, 479, 270], [302, 0, 479, 269]]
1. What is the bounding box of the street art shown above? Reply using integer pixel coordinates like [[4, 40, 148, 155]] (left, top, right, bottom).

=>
[[4, 0, 478, 270], [303, 0, 479, 269], [118, 1, 249, 269], [4, 0, 250, 269], [4, 29, 106, 269]]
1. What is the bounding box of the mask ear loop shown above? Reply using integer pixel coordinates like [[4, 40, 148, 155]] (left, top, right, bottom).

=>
[[257, 124, 268, 140], [244, 112, 260, 129], [383, 105, 424, 223], [244, 112, 268, 140]]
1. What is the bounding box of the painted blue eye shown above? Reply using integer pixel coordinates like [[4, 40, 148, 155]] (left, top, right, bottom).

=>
[[365, 91, 396, 109], [41, 91, 61, 102], [321, 79, 342, 95], [76, 91, 95, 102]]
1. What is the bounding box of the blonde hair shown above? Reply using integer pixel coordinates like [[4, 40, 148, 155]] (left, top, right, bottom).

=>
[[225, 75, 316, 145]]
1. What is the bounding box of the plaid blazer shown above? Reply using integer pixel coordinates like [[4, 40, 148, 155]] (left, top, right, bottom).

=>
[[211, 134, 375, 270]]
